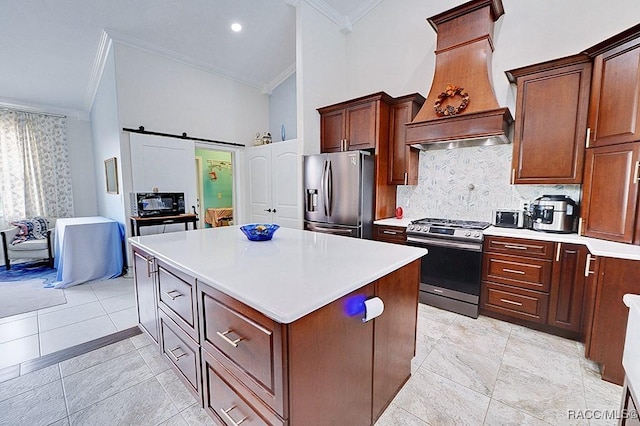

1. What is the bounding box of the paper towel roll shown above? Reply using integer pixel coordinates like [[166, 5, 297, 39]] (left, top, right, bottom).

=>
[[362, 297, 384, 322]]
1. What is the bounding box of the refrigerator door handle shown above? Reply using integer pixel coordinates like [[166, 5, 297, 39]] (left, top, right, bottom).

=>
[[321, 159, 329, 217], [327, 160, 333, 217]]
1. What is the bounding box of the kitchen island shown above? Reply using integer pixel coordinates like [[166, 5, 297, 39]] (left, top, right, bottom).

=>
[[129, 226, 427, 425]]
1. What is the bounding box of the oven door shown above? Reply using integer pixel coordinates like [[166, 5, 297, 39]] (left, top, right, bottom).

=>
[[406, 235, 483, 298]]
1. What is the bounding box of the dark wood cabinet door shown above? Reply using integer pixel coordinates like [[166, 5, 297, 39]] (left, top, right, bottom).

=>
[[587, 257, 640, 385], [548, 243, 588, 333], [509, 57, 590, 184], [388, 95, 424, 185], [581, 142, 640, 243], [288, 284, 375, 426], [133, 247, 158, 343], [345, 101, 377, 150], [320, 108, 345, 153], [372, 260, 419, 421], [588, 39, 640, 148]]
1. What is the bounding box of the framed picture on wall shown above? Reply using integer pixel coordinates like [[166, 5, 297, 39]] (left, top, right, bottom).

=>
[[104, 157, 118, 194]]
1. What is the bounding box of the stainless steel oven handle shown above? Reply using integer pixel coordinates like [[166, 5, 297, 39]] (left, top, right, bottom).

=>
[[406, 236, 482, 252]]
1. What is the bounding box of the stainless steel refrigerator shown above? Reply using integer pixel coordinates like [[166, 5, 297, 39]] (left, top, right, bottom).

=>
[[303, 151, 374, 238]]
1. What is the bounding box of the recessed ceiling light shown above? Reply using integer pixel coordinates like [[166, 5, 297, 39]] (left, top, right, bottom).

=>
[[231, 22, 242, 32]]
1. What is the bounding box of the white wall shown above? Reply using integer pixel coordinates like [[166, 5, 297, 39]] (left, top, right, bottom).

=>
[[90, 46, 127, 224], [66, 117, 98, 217], [113, 43, 269, 146], [297, 2, 348, 155], [269, 72, 297, 142]]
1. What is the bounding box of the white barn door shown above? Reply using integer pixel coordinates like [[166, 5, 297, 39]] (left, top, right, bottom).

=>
[[129, 133, 197, 221]]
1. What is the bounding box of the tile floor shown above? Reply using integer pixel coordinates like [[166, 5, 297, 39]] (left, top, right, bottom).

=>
[[0, 303, 624, 425], [0, 275, 138, 370]]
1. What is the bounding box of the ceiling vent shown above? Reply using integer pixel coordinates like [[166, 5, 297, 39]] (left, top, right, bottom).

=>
[[407, 0, 513, 150]]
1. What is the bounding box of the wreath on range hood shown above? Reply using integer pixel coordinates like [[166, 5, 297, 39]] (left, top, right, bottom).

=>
[[434, 84, 470, 116]]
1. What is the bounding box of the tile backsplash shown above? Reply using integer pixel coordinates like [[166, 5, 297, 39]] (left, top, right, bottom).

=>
[[396, 144, 582, 222]]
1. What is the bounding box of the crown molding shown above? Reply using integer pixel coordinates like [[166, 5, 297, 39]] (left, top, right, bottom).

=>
[[83, 30, 113, 113], [105, 29, 266, 90], [263, 62, 296, 94], [349, 0, 384, 25], [303, 0, 383, 32], [0, 97, 90, 120]]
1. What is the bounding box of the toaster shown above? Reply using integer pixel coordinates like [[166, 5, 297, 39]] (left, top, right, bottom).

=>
[[493, 210, 527, 228]]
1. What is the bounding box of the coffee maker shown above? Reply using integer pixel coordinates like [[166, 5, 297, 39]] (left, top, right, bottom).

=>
[[530, 195, 578, 233]]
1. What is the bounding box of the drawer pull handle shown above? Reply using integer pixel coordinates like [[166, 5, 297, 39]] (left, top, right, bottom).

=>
[[500, 298, 523, 306], [216, 330, 244, 348], [382, 230, 398, 235], [220, 405, 247, 426], [163, 290, 183, 300], [503, 244, 527, 250], [502, 268, 525, 275], [168, 346, 187, 361]]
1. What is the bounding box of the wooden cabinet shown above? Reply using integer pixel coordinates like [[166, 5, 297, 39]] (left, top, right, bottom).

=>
[[585, 25, 640, 148], [132, 247, 158, 343], [388, 94, 425, 185], [318, 92, 392, 153], [581, 142, 640, 244], [548, 243, 588, 334], [133, 243, 420, 424], [586, 257, 640, 385], [505, 55, 591, 184], [373, 224, 406, 245], [481, 236, 554, 324], [481, 236, 590, 340]]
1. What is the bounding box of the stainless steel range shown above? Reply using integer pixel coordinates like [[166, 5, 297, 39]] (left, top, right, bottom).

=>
[[406, 218, 491, 318]]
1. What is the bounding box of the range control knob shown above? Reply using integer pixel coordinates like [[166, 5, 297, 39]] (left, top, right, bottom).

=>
[[408, 224, 414, 231], [415, 225, 421, 231], [475, 232, 481, 238], [465, 231, 471, 237]]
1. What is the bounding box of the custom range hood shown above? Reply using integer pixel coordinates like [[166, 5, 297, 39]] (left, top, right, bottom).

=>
[[407, 0, 513, 150]]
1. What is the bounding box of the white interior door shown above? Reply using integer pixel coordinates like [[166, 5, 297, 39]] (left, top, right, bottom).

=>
[[272, 141, 300, 229], [246, 145, 273, 224]]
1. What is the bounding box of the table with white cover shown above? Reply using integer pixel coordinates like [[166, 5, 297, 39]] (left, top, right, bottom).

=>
[[52, 216, 124, 289]]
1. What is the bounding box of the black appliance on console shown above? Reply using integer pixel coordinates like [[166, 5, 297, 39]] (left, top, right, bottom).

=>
[[130, 192, 185, 217], [406, 218, 491, 318]]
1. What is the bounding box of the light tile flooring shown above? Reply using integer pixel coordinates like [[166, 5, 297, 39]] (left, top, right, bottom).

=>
[[0, 303, 624, 425], [0, 275, 138, 370]]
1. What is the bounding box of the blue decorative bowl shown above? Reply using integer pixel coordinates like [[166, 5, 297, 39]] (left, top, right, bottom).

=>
[[240, 224, 280, 241]]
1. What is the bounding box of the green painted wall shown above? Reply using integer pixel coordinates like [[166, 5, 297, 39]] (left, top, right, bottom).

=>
[[195, 149, 233, 217]]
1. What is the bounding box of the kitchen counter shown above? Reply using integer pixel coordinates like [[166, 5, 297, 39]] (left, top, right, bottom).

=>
[[373, 217, 416, 227], [484, 226, 640, 261], [128, 226, 427, 323]]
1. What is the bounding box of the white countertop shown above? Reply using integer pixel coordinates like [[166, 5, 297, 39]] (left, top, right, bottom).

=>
[[128, 226, 427, 324], [484, 226, 640, 261], [374, 217, 640, 260], [374, 217, 416, 227]]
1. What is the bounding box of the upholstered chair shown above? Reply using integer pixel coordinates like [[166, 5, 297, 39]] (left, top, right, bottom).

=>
[[0, 218, 56, 270]]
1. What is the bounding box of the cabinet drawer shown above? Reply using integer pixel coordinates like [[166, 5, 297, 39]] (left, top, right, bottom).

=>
[[483, 253, 552, 292], [484, 236, 555, 259], [198, 283, 287, 417], [482, 282, 549, 323], [158, 261, 198, 341], [202, 350, 286, 426], [159, 310, 201, 397], [373, 225, 406, 244]]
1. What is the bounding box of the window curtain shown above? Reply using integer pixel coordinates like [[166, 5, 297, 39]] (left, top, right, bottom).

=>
[[0, 109, 74, 227]]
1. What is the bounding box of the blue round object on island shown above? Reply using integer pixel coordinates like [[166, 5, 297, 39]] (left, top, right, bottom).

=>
[[240, 223, 280, 241]]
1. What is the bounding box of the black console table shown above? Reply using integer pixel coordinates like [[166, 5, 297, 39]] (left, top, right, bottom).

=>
[[130, 214, 198, 237]]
